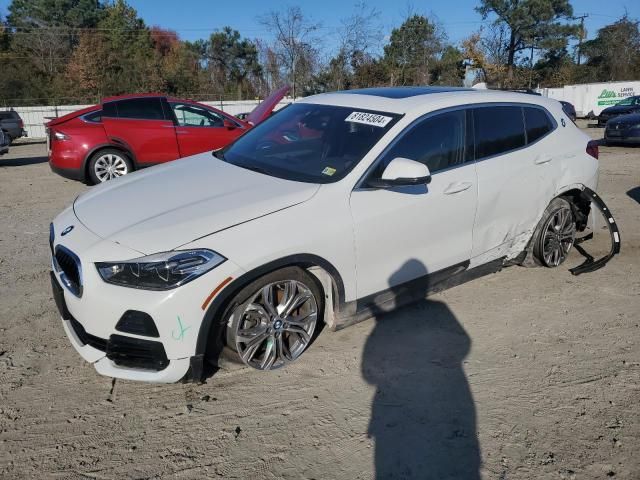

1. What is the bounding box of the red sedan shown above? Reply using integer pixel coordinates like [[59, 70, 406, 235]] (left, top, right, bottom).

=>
[[47, 86, 289, 184]]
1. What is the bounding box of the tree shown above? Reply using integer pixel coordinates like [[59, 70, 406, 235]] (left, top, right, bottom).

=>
[[476, 0, 577, 80], [581, 15, 640, 82], [7, 0, 105, 29], [431, 45, 465, 86], [259, 6, 322, 98], [206, 27, 262, 99], [383, 14, 444, 85]]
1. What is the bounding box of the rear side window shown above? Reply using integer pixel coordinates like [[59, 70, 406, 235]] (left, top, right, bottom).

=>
[[82, 110, 102, 123], [102, 101, 118, 118], [102, 98, 165, 120], [524, 107, 554, 143], [375, 110, 467, 175], [116, 98, 165, 120], [473, 106, 525, 159]]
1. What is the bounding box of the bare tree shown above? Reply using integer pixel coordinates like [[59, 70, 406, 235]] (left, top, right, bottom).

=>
[[259, 6, 322, 98], [339, 1, 383, 59], [12, 27, 69, 76]]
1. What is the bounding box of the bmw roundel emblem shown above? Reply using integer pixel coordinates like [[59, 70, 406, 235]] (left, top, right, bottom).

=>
[[61, 225, 74, 236]]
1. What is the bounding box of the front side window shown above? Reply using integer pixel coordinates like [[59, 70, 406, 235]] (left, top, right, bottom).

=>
[[524, 107, 554, 144], [219, 103, 400, 184], [171, 103, 225, 127], [372, 110, 466, 178], [106, 98, 165, 120], [473, 106, 526, 159]]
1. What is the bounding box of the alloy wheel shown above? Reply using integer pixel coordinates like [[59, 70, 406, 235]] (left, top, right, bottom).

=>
[[230, 280, 318, 370], [541, 206, 576, 267], [94, 153, 129, 182]]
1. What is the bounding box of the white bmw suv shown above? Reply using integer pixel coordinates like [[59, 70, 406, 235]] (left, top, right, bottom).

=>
[[51, 87, 602, 383]]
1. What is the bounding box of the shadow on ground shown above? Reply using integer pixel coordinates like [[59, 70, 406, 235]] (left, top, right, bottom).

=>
[[628, 187, 640, 205], [0, 155, 48, 167], [11, 139, 46, 147], [362, 259, 480, 479]]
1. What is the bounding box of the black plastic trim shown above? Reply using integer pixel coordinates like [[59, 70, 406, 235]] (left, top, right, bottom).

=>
[[569, 187, 621, 275], [115, 310, 160, 337], [106, 334, 169, 371]]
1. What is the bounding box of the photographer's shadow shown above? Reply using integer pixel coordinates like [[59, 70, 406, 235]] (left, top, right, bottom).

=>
[[362, 259, 480, 479]]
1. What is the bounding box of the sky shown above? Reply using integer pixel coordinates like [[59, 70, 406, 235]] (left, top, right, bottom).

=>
[[1, 0, 639, 53]]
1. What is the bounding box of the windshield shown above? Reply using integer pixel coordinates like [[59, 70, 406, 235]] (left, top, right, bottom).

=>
[[219, 103, 400, 183], [616, 96, 639, 106]]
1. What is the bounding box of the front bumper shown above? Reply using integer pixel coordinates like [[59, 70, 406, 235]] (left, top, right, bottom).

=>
[[52, 271, 191, 382], [50, 211, 243, 383]]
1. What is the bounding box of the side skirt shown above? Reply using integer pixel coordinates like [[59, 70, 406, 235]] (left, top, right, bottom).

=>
[[333, 258, 504, 330]]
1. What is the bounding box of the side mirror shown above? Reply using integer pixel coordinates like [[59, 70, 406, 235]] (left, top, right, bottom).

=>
[[223, 119, 237, 130], [367, 157, 432, 188]]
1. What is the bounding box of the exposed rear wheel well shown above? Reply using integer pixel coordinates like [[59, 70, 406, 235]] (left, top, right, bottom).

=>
[[559, 188, 590, 231]]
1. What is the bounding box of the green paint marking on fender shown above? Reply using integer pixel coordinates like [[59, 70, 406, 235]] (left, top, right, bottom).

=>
[[172, 316, 191, 341]]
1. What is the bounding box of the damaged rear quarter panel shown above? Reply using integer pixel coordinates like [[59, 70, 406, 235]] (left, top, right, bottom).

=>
[[470, 106, 598, 266]]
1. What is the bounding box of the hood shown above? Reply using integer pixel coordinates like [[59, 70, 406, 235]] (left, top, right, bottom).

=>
[[246, 85, 290, 125], [46, 105, 100, 127], [73, 153, 319, 254], [602, 105, 638, 115]]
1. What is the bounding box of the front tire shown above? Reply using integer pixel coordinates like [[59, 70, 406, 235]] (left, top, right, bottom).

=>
[[532, 198, 576, 267], [88, 148, 132, 184], [224, 267, 323, 370]]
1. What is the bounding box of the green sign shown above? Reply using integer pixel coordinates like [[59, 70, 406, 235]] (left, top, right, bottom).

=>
[[598, 89, 617, 99]]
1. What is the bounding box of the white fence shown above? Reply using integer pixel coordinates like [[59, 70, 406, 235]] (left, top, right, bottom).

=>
[[0, 98, 292, 139]]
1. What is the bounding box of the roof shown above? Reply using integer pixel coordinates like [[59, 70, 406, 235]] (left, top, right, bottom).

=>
[[336, 86, 472, 99], [300, 87, 564, 116], [101, 92, 167, 103]]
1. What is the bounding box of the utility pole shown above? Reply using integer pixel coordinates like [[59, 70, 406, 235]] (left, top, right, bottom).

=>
[[573, 14, 589, 66], [529, 41, 535, 89]]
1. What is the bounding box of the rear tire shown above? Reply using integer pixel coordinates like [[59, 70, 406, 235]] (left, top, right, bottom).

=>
[[532, 198, 576, 267], [224, 267, 324, 370], [88, 148, 132, 184]]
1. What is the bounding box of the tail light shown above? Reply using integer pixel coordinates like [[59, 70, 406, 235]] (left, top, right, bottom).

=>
[[586, 140, 599, 160], [18, 119, 24, 128], [53, 131, 70, 141]]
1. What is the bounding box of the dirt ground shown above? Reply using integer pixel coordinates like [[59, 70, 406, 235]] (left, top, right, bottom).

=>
[[0, 125, 638, 480]]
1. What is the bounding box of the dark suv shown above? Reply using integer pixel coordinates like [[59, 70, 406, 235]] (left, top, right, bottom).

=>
[[0, 110, 27, 143], [0, 129, 9, 155], [597, 96, 640, 127]]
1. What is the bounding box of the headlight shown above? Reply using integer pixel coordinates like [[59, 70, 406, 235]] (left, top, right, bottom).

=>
[[96, 249, 225, 290]]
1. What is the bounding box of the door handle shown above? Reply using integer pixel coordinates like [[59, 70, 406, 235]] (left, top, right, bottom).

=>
[[534, 154, 552, 165], [176, 130, 189, 135], [443, 181, 472, 195]]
